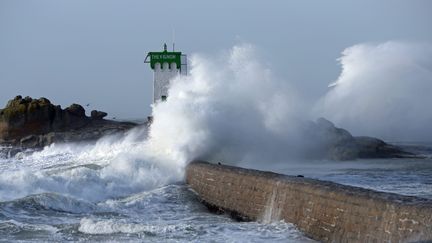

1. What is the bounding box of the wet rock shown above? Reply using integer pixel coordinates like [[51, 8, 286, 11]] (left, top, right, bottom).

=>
[[20, 135, 39, 147]]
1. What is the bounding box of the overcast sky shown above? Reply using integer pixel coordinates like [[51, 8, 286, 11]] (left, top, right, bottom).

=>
[[1, 0, 431, 119]]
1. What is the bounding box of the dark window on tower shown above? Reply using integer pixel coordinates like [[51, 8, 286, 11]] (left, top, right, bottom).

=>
[[161, 95, 167, 101]]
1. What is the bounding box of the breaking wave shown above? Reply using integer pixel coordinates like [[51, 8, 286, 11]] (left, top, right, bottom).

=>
[[315, 41, 432, 141], [0, 44, 304, 203], [1, 42, 432, 205]]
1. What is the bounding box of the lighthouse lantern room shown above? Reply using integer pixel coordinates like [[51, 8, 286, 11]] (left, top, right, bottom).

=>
[[145, 44, 187, 103]]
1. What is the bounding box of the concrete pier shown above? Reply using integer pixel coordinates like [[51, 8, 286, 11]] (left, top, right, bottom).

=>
[[186, 161, 432, 242]]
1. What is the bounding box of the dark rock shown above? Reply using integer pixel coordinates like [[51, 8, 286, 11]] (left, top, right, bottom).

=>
[[37, 97, 51, 105], [354, 136, 414, 158], [303, 118, 358, 160], [23, 96, 32, 103], [0, 95, 138, 149], [65, 104, 86, 117], [303, 118, 413, 160], [91, 110, 107, 120], [0, 95, 59, 140], [20, 135, 40, 148]]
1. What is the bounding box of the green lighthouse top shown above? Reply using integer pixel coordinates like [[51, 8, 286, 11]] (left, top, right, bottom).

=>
[[145, 43, 182, 70]]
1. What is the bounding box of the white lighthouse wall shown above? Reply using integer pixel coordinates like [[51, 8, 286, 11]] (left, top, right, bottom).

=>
[[180, 55, 188, 76], [153, 62, 179, 103]]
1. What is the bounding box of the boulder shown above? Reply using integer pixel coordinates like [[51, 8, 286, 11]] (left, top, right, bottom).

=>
[[65, 104, 86, 117], [91, 110, 107, 120], [0, 95, 54, 140]]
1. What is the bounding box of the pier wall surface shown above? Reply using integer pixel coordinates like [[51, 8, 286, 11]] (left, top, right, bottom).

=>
[[185, 161, 432, 242]]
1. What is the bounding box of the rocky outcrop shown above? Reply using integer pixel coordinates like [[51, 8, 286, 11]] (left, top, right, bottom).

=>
[[354, 136, 411, 158], [303, 118, 414, 160], [0, 95, 137, 149], [91, 110, 107, 120]]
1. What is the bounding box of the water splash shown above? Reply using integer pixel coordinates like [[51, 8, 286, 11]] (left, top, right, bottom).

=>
[[315, 41, 432, 141]]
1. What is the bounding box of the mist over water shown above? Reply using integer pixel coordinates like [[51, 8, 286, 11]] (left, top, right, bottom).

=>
[[316, 41, 432, 141]]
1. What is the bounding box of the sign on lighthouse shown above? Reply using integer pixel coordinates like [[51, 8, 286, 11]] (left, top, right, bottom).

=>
[[145, 44, 187, 103]]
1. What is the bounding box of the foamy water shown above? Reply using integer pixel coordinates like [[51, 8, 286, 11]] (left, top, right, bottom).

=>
[[1, 138, 431, 242], [0, 139, 314, 242]]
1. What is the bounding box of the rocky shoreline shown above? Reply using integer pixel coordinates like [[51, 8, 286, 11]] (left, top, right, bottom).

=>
[[0, 95, 417, 160], [0, 96, 139, 150]]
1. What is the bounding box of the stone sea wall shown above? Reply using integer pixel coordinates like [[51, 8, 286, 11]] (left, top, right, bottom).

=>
[[186, 161, 432, 242]]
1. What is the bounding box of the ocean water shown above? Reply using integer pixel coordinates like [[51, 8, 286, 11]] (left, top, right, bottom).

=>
[[0, 132, 314, 243], [243, 143, 432, 200], [0, 137, 431, 242]]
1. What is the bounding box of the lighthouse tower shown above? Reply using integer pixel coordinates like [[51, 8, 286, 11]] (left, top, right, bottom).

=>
[[145, 44, 187, 103]]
